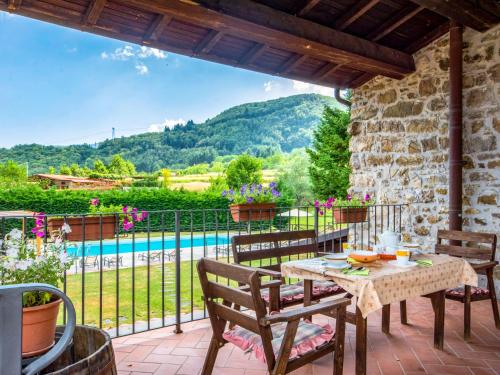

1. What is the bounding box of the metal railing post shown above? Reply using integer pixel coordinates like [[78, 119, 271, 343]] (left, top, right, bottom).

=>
[[314, 207, 319, 236], [174, 210, 183, 334]]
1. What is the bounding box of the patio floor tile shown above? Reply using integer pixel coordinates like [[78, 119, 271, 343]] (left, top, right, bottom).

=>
[[112, 298, 500, 374]]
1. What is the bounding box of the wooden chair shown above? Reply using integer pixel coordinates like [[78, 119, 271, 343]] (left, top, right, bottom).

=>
[[232, 230, 346, 312], [197, 258, 350, 375], [435, 229, 499, 339]]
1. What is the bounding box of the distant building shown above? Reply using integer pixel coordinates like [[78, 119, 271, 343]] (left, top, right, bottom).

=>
[[30, 174, 117, 190]]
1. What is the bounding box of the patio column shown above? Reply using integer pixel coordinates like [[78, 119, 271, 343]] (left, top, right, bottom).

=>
[[448, 21, 463, 232]]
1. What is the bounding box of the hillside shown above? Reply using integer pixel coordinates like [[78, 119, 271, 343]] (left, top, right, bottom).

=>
[[0, 94, 338, 173]]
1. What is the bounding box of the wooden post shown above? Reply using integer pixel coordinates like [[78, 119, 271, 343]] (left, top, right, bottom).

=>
[[448, 21, 463, 233]]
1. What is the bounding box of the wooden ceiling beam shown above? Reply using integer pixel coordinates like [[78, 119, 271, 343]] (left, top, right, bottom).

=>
[[296, 0, 321, 17], [367, 4, 424, 41], [279, 54, 308, 74], [143, 14, 172, 43], [409, 0, 500, 31], [348, 72, 375, 88], [312, 62, 343, 80], [404, 21, 450, 53], [239, 43, 267, 65], [193, 30, 224, 55], [7, 0, 22, 11], [121, 0, 415, 79], [83, 0, 106, 25], [334, 0, 381, 30]]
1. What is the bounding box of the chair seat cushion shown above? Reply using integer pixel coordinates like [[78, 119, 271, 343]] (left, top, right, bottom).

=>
[[261, 281, 345, 304], [223, 320, 334, 362], [446, 287, 490, 299]]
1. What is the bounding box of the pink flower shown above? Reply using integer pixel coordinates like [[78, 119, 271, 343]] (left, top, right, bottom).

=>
[[314, 200, 320, 208], [364, 194, 371, 201], [123, 217, 134, 231], [122, 205, 129, 214], [90, 198, 100, 206], [346, 194, 352, 201]]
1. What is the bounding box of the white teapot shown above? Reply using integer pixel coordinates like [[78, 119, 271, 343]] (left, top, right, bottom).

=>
[[380, 230, 401, 248]]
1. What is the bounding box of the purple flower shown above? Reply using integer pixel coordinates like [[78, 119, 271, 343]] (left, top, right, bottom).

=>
[[269, 182, 277, 189], [319, 210, 324, 216], [246, 197, 254, 204], [314, 200, 320, 208], [364, 194, 371, 201], [123, 217, 134, 231], [122, 205, 129, 214], [240, 184, 247, 195], [228, 189, 234, 195], [221, 190, 227, 197], [258, 184, 263, 192], [90, 198, 99, 207], [271, 189, 280, 197], [346, 194, 352, 201]]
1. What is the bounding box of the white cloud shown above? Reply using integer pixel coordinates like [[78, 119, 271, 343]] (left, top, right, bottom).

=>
[[148, 118, 186, 132], [135, 62, 149, 75], [67, 47, 78, 53], [292, 80, 332, 96], [101, 45, 167, 75], [263, 81, 275, 92], [137, 46, 167, 59]]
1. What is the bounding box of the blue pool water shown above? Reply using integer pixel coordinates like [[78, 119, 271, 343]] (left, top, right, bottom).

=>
[[67, 234, 230, 256]]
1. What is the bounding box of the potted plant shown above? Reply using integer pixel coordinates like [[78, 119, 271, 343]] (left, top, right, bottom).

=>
[[48, 198, 119, 241], [0, 216, 73, 357], [223, 182, 281, 222], [48, 199, 149, 241], [315, 194, 373, 223]]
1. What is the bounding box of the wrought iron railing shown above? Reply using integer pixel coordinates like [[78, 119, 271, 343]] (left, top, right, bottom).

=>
[[0, 204, 407, 337]]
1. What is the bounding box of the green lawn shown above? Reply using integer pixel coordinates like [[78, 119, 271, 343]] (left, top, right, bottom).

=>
[[61, 259, 209, 329], [60, 255, 306, 330]]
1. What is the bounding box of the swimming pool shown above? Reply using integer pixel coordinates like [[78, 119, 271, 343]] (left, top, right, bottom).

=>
[[67, 234, 231, 256]]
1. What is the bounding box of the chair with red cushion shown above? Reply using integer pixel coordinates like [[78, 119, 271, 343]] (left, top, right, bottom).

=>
[[197, 258, 350, 375], [437, 230, 499, 339], [231, 230, 346, 312]]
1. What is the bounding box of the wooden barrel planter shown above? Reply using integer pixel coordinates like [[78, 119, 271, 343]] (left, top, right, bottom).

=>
[[40, 325, 117, 375], [229, 203, 276, 222], [48, 216, 117, 241]]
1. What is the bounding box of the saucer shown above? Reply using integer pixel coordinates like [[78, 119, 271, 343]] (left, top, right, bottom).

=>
[[388, 260, 417, 268], [325, 262, 350, 270]]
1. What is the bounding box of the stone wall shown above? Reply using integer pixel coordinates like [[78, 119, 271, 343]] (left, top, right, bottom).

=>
[[349, 24, 499, 254]]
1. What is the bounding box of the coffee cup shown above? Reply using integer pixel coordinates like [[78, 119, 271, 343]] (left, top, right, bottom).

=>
[[396, 249, 410, 265]]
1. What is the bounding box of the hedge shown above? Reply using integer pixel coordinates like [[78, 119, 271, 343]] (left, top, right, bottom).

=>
[[0, 186, 292, 234]]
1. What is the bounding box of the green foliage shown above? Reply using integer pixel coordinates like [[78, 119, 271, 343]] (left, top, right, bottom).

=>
[[0, 160, 27, 187], [131, 176, 159, 187], [94, 159, 108, 173], [226, 154, 263, 189], [109, 155, 135, 176], [206, 175, 228, 194], [277, 149, 313, 205], [176, 163, 210, 176], [0, 228, 73, 307], [307, 107, 351, 200], [59, 165, 72, 175], [0, 94, 339, 173], [161, 169, 171, 188]]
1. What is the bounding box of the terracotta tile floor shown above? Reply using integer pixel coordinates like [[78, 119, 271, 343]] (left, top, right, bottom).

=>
[[113, 297, 500, 374]]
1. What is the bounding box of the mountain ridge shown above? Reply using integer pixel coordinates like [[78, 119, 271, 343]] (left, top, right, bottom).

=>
[[0, 94, 339, 173]]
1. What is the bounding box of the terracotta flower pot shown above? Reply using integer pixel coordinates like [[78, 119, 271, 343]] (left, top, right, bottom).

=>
[[48, 216, 117, 241], [333, 207, 368, 224], [22, 298, 62, 357], [230, 203, 277, 222]]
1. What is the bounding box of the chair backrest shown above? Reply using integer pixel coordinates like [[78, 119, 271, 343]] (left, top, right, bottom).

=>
[[435, 230, 497, 261], [197, 258, 276, 365], [231, 230, 318, 272]]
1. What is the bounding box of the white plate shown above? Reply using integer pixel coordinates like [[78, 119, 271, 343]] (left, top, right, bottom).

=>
[[388, 260, 418, 268], [325, 262, 350, 270]]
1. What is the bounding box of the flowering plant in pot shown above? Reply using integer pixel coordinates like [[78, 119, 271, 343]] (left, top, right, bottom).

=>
[[0, 215, 73, 357], [222, 182, 281, 222], [48, 198, 149, 240], [315, 194, 373, 223]]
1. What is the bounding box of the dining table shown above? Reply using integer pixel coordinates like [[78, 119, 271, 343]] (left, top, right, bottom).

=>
[[281, 253, 478, 375]]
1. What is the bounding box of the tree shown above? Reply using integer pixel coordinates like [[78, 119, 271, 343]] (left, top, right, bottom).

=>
[[59, 165, 72, 175], [94, 159, 108, 174], [161, 169, 171, 188], [226, 154, 263, 189], [277, 149, 313, 205], [0, 160, 27, 186], [108, 155, 135, 176], [306, 106, 351, 199], [48, 166, 56, 174]]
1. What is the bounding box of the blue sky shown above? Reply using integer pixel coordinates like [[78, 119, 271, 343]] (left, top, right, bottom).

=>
[[0, 11, 334, 148]]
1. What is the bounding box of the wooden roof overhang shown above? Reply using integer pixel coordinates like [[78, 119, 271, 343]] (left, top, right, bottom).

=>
[[2, 0, 499, 88]]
